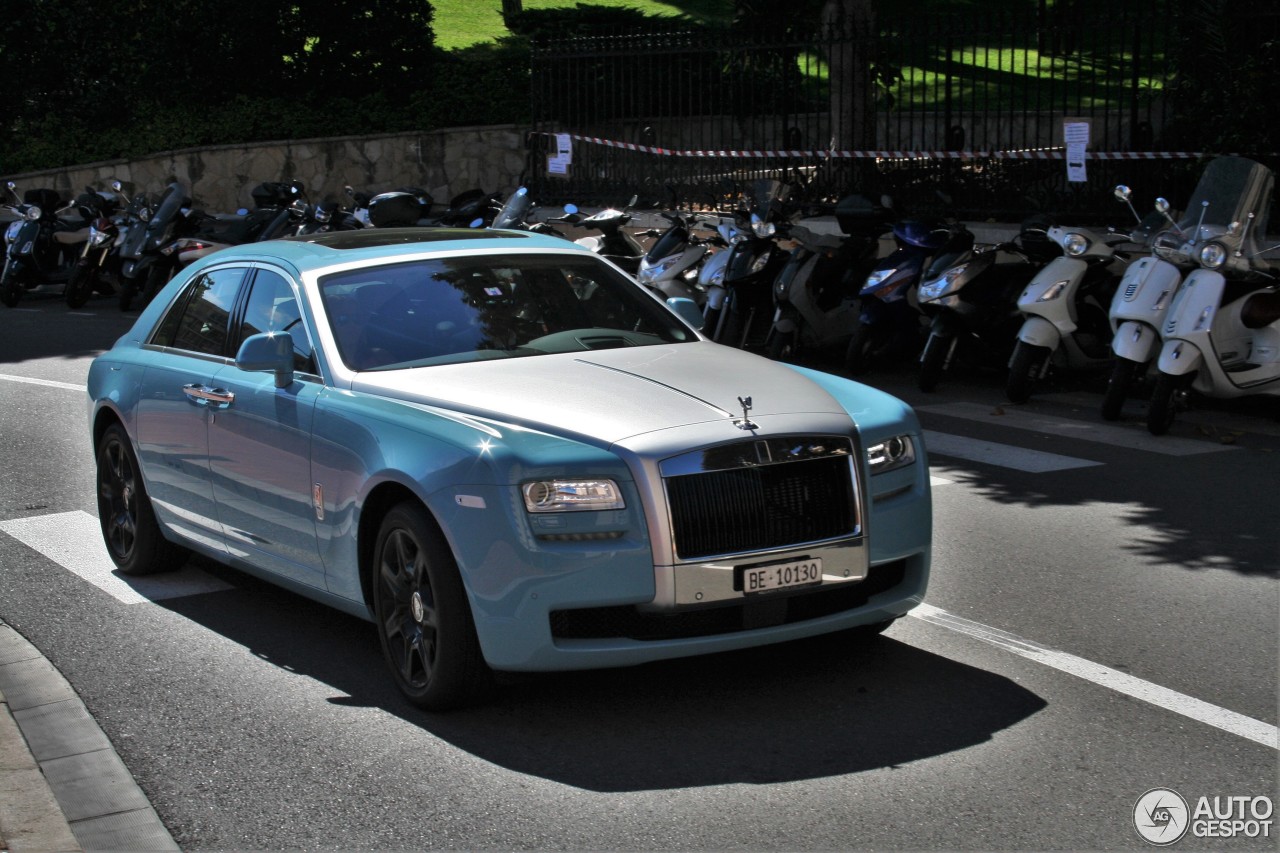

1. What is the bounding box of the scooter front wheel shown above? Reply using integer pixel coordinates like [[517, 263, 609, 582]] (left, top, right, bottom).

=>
[[917, 333, 951, 392], [65, 261, 98, 309], [767, 328, 797, 362], [1147, 372, 1191, 435], [1006, 340, 1050, 403], [1100, 358, 1140, 421], [1, 260, 22, 308], [843, 320, 874, 376]]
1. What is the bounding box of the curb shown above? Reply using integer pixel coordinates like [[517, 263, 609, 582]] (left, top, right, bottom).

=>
[[0, 621, 177, 852]]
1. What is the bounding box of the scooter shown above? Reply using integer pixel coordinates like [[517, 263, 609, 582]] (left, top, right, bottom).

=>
[[1005, 218, 1133, 403], [64, 183, 130, 308], [766, 193, 892, 362], [706, 180, 793, 348], [116, 181, 193, 311], [1146, 155, 1279, 435], [1101, 157, 1252, 420], [844, 216, 973, 375], [557, 196, 645, 275], [634, 210, 718, 305], [915, 217, 1060, 392], [162, 180, 305, 269], [1, 182, 92, 308]]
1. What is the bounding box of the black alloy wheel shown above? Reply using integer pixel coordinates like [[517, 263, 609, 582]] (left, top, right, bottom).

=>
[[372, 503, 493, 711], [96, 423, 186, 574]]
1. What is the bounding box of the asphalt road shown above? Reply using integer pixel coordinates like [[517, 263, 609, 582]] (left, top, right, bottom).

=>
[[1, 290, 1276, 850]]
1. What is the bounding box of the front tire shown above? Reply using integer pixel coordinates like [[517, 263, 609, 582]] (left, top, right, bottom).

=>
[[65, 261, 97, 309], [1147, 372, 1190, 435], [96, 423, 187, 575], [372, 503, 494, 711], [1100, 358, 1139, 421], [917, 333, 950, 392], [767, 328, 796, 361], [1006, 340, 1049, 403], [1, 260, 22, 308], [843, 320, 875, 375]]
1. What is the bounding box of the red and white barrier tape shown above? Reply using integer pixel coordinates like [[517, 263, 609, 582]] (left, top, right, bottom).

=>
[[540, 132, 1211, 161]]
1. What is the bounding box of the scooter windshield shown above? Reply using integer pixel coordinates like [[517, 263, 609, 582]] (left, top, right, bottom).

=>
[[491, 188, 532, 230], [1181, 156, 1273, 237]]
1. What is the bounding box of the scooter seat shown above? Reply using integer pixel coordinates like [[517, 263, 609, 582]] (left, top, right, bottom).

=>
[[1240, 289, 1280, 329], [54, 228, 89, 244], [789, 226, 845, 252]]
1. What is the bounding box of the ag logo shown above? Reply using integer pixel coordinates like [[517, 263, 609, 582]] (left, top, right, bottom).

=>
[[1134, 788, 1190, 846]]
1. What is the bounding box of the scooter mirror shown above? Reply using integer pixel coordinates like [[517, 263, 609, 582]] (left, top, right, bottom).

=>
[[1155, 198, 1171, 214], [564, 203, 579, 215], [111, 181, 123, 192], [880, 194, 895, 210], [470, 217, 484, 228], [1113, 185, 1131, 202], [5, 182, 14, 191], [627, 195, 638, 208]]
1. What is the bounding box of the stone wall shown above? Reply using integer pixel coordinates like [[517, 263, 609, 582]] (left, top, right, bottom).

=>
[[0, 125, 530, 213]]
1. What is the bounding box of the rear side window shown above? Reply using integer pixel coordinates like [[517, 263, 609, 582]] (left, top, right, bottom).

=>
[[152, 267, 248, 355]]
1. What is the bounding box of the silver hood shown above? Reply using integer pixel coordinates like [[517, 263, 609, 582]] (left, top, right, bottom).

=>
[[350, 342, 849, 445]]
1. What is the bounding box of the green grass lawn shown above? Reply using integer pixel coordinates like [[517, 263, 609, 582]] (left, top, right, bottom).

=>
[[432, 0, 734, 50]]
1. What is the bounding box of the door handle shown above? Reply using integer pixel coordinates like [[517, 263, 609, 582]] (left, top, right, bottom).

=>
[[182, 383, 235, 409]]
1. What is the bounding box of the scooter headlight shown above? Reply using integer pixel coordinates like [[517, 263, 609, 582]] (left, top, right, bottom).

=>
[[749, 248, 772, 274], [87, 226, 114, 248], [1063, 232, 1090, 256], [865, 268, 896, 288], [1037, 279, 1071, 301], [638, 253, 682, 283], [919, 263, 969, 301], [24, 206, 41, 221], [1198, 242, 1227, 269]]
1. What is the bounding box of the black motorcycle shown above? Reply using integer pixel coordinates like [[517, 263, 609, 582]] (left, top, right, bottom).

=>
[[64, 183, 130, 308], [1, 182, 92, 307], [116, 182, 192, 311], [705, 180, 793, 348]]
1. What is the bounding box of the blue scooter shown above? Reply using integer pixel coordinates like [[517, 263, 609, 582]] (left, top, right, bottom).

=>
[[843, 217, 973, 375]]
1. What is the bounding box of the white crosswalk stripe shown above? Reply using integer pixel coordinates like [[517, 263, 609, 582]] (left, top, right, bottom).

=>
[[0, 510, 232, 604]]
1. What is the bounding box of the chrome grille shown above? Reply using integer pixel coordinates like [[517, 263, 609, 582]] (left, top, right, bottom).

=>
[[664, 439, 857, 560]]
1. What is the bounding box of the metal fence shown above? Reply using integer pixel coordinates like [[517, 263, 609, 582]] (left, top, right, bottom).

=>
[[526, 3, 1205, 222]]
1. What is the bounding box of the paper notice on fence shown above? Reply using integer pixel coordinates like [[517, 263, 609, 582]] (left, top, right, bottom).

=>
[[555, 133, 573, 163], [547, 155, 569, 176], [1064, 120, 1089, 183]]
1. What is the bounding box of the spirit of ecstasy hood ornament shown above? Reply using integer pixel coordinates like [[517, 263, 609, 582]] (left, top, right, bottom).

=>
[[735, 396, 758, 430]]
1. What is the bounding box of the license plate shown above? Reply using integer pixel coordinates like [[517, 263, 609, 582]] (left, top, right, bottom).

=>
[[741, 558, 823, 595]]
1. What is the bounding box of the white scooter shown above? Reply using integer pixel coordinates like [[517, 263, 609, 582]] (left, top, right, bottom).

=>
[[634, 210, 717, 305], [1146, 156, 1279, 435], [1101, 157, 1250, 420], [1005, 220, 1132, 403]]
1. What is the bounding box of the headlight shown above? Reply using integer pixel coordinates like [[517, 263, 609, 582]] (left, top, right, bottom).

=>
[[1199, 242, 1227, 269], [865, 268, 896, 288], [867, 435, 916, 473], [752, 219, 776, 238], [638, 253, 682, 283], [1037, 280, 1070, 301], [522, 479, 626, 512], [919, 263, 968, 300], [88, 227, 113, 248], [749, 249, 772, 274], [1063, 232, 1090, 256], [24, 206, 41, 221]]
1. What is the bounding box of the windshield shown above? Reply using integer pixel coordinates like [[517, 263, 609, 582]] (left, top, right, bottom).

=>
[[490, 188, 531, 230], [321, 253, 698, 371], [1155, 156, 1274, 262]]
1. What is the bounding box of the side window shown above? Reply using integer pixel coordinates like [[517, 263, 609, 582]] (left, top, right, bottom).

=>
[[237, 269, 317, 374], [152, 267, 247, 355]]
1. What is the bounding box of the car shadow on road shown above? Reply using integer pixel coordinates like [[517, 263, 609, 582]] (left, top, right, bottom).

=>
[[158, 559, 1047, 793]]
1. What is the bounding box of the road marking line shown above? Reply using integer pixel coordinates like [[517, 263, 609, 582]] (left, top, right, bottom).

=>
[[0, 372, 86, 392], [918, 401, 1240, 456], [923, 430, 1101, 472], [911, 603, 1278, 750], [0, 511, 232, 604]]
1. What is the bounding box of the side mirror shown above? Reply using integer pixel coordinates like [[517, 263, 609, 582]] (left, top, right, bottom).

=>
[[1155, 197, 1170, 214], [564, 203, 579, 215], [235, 332, 294, 388], [666, 297, 705, 330], [1113, 185, 1131, 202], [111, 180, 123, 192]]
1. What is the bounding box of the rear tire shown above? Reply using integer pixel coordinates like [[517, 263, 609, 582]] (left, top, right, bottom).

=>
[[1100, 358, 1139, 421], [96, 423, 187, 575], [1006, 340, 1049, 403], [372, 503, 494, 711]]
